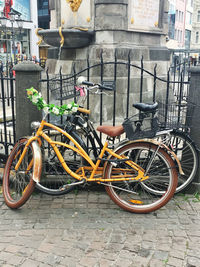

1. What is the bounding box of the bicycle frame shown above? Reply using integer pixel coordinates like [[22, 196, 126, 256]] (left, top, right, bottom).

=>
[[15, 119, 149, 184]]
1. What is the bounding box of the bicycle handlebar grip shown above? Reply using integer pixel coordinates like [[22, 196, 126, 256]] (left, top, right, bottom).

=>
[[78, 107, 91, 114], [82, 81, 94, 86], [99, 85, 113, 91], [81, 80, 113, 91]]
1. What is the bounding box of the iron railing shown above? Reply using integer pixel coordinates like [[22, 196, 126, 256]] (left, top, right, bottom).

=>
[[0, 70, 15, 162], [0, 51, 191, 160]]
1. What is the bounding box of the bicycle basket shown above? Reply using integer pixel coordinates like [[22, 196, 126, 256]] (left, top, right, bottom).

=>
[[157, 101, 195, 129], [122, 113, 159, 140], [49, 74, 80, 100]]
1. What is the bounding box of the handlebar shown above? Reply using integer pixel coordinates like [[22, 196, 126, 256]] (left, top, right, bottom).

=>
[[77, 107, 90, 114], [81, 81, 113, 91]]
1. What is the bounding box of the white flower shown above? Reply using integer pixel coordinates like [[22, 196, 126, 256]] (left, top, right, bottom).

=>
[[32, 95, 39, 104], [64, 110, 69, 115], [42, 99, 47, 105], [52, 107, 60, 115], [43, 107, 49, 114], [72, 107, 78, 112], [67, 103, 72, 109]]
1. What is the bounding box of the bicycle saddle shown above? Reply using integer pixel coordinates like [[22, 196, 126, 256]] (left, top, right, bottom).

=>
[[133, 102, 158, 112], [97, 125, 124, 137]]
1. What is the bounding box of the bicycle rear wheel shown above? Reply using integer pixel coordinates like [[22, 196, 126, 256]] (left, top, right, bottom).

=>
[[104, 142, 178, 213], [3, 138, 39, 209]]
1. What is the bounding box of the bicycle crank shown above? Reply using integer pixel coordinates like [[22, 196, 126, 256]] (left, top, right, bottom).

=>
[[59, 179, 86, 191]]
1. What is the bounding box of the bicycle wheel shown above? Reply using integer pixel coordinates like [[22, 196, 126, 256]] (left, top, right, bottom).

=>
[[154, 130, 198, 194], [36, 130, 87, 195], [104, 142, 178, 213], [3, 138, 38, 209]]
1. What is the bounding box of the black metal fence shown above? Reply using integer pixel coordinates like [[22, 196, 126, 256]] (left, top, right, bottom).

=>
[[41, 52, 190, 126], [0, 57, 46, 77], [0, 51, 191, 160], [0, 70, 15, 163]]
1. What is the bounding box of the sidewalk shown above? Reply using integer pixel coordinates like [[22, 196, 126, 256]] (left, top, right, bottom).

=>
[[0, 188, 200, 267]]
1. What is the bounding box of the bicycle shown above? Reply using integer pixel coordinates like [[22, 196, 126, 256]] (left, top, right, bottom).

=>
[[37, 79, 198, 195], [3, 88, 178, 213]]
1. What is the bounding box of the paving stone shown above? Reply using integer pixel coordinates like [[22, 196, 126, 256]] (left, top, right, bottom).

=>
[[153, 250, 169, 261], [186, 256, 200, 267], [0, 191, 200, 266], [149, 258, 166, 267], [167, 256, 183, 267], [21, 259, 40, 267], [79, 256, 99, 266]]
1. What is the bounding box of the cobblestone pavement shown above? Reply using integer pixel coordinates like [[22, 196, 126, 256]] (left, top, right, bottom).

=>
[[0, 188, 200, 267]]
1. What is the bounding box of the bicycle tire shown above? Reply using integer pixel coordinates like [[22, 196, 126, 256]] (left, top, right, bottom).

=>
[[104, 142, 178, 213], [153, 130, 198, 194], [35, 130, 88, 195], [3, 138, 39, 209]]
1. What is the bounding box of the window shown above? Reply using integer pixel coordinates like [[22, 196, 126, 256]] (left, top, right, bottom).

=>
[[179, 11, 181, 21], [198, 11, 200, 22], [176, 10, 178, 20], [180, 30, 182, 42], [196, 32, 199, 43]]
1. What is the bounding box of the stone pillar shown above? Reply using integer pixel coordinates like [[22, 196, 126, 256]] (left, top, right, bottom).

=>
[[13, 61, 43, 140], [95, 0, 128, 31], [187, 67, 200, 191]]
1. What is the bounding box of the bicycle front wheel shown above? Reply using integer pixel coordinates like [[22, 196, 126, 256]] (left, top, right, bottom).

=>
[[3, 138, 39, 209], [104, 142, 178, 213]]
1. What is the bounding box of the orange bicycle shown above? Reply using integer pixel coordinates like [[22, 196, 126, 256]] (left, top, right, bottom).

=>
[[3, 88, 178, 213]]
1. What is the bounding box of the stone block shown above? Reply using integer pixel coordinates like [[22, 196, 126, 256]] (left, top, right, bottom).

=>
[[95, 31, 114, 44], [143, 61, 170, 76], [59, 48, 76, 60], [54, 60, 73, 74], [95, 4, 127, 17], [45, 59, 57, 74], [73, 60, 91, 73], [150, 47, 171, 61], [76, 47, 88, 60], [95, 4, 128, 30], [113, 31, 140, 45], [95, 0, 128, 4], [95, 16, 127, 31], [140, 34, 161, 47], [47, 48, 59, 59]]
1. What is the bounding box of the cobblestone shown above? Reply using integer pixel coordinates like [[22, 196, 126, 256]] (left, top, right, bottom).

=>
[[0, 190, 200, 266]]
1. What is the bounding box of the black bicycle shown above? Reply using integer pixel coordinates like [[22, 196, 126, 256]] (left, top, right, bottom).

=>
[[35, 80, 198, 196]]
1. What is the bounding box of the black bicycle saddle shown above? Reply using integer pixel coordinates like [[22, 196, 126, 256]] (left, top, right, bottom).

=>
[[133, 102, 158, 112]]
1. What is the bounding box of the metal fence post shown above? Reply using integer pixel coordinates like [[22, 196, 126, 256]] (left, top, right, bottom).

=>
[[13, 61, 43, 140], [188, 66, 200, 191]]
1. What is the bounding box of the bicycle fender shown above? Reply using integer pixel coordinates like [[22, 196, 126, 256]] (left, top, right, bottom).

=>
[[159, 142, 184, 176], [18, 136, 42, 183], [113, 138, 183, 175], [31, 140, 42, 183]]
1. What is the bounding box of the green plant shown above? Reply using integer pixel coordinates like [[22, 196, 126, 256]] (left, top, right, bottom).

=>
[[192, 192, 200, 202]]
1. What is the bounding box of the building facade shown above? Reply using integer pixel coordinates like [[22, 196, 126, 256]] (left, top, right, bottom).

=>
[[37, 0, 50, 29], [174, 0, 187, 47], [185, 0, 193, 48], [190, 0, 200, 50], [0, 0, 39, 65], [167, 0, 193, 49]]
